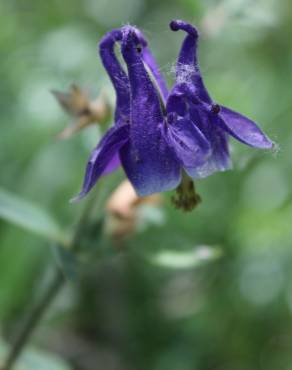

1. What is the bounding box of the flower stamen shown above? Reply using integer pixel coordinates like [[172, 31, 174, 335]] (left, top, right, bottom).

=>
[[171, 172, 201, 211]]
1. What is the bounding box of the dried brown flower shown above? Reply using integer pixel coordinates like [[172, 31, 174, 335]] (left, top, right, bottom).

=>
[[52, 84, 111, 139]]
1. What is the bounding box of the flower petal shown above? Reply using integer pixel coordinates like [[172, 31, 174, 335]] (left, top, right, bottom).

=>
[[163, 116, 211, 168], [170, 20, 212, 104], [98, 27, 165, 178], [72, 125, 130, 201], [186, 106, 232, 178], [101, 153, 121, 175], [167, 82, 230, 177], [120, 138, 181, 197], [120, 27, 181, 196], [218, 106, 274, 149], [124, 27, 169, 102], [99, 29, 130, 124], [166, 86, 188, 117], [142, 46, 169, 102]]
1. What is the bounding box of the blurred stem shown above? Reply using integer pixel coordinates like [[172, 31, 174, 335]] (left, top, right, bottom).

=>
[[1, 190, 99, 370], [1, 268, 64, 370]]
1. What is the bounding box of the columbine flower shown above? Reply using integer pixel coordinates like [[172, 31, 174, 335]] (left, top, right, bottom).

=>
[[168, 20, 275, 178], [74, 21, 274, 211], [74, 25, 210, 207]]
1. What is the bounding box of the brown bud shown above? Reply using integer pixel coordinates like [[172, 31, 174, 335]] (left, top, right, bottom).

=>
[[105, 180, 161, 243], [52, 84, 111, 139]]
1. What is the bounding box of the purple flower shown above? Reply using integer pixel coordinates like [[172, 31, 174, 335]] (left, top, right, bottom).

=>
[[169, 20, 274, 178], [74, 24, 210, 206], [73, 21, 274, 210]]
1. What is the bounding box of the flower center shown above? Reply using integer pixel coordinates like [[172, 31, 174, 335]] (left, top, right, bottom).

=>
[[171, 172, 201, 211]]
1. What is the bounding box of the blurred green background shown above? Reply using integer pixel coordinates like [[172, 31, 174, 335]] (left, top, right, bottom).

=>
[[1, 0, 292, 369]]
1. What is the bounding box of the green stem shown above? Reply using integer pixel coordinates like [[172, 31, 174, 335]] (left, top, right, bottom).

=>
[[1, 269, 64, 370], [1, 191, 98, 370]]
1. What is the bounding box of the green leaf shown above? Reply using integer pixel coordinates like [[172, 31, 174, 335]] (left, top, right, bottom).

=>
[[0, 338, 71, 370], [149, 245, 222, 270], [0, 188, 68, 245]]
